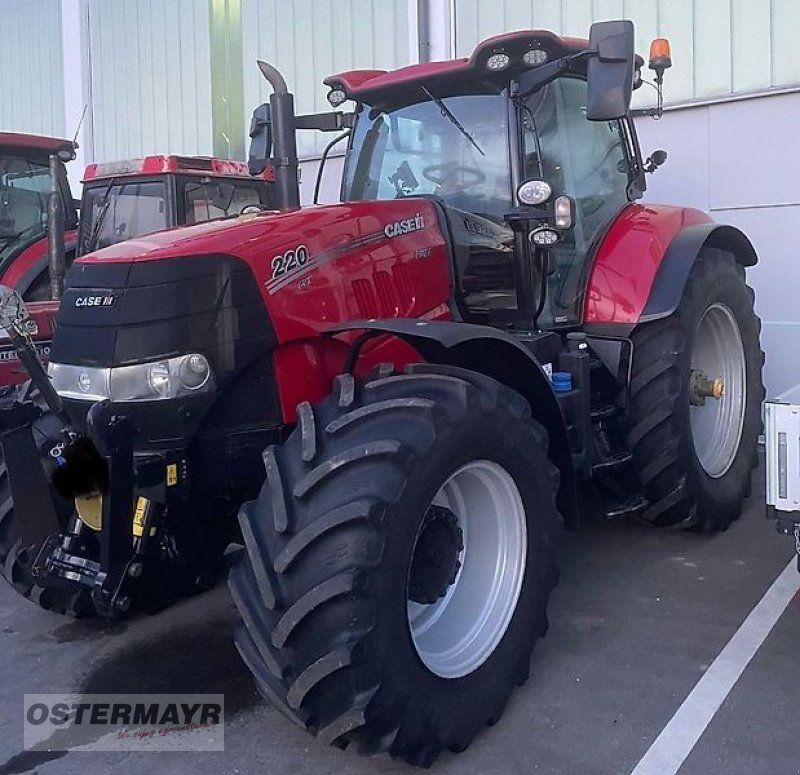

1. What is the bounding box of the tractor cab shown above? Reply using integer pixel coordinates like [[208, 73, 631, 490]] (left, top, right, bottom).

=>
[[333, 24, 647, 331], [0, 132, 77, 292], [77, 154, 273, 256]]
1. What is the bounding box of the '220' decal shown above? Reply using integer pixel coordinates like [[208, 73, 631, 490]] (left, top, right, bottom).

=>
[[271, 245, 310, 280]]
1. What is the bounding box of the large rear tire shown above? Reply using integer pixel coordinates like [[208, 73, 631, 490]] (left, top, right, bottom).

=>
[[229, 364, 561, 765], [628, 249, 764, 530]]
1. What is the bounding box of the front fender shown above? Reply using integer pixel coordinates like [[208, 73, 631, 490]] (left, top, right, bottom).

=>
[[327, 318, 578, 526]]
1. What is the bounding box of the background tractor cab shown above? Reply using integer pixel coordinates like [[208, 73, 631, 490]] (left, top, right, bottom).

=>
[[76, 154, 273, 260], [0, 132, 78, 298]]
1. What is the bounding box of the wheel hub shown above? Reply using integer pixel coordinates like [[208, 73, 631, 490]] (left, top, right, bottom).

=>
[[408, 505, 463, 605], [689, 369, 724, 406]]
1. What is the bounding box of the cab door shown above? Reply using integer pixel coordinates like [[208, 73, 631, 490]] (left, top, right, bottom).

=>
[[518, 75, 631, 327]]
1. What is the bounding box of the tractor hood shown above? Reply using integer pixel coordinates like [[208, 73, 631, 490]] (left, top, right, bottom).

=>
[[64, 198, 452, 353], [48, 198, 450, 445]]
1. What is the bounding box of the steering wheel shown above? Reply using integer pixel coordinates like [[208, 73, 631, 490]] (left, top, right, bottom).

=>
[[422, 164, 486, 190]]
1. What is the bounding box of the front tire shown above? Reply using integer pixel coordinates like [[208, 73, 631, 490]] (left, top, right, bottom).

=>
[[230, 364, 561, 765], [628, 249, 764, 530]]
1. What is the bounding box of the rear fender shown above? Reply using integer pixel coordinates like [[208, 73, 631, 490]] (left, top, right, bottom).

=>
[[327, 319, 578, 526], [584, 204, 757, 333], [639, 223, 757, 323]]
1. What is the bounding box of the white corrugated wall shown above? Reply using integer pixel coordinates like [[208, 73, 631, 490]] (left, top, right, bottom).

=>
[[0, 0, 66, 137], [241, 0, 411, 157], [85, 0, 214, 161], [454, 0, 800, 106]]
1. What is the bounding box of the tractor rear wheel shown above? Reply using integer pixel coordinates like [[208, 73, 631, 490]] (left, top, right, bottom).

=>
[[229, 364, 561, 765], [628, 249, 764, 530]]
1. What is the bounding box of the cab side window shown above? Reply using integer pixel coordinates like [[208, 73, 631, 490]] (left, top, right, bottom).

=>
[[184, 181, 263, 225]]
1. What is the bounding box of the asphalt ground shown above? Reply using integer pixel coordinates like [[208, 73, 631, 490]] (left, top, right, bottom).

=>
[[0, 462, 797, 775]]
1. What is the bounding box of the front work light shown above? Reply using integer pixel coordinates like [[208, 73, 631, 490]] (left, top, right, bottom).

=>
[[327, 87, 347, 107], [486, 53, 511, 71], [517, 179, 552, 206], [523, 49, 548, 66], [529, 227, 560, 247]]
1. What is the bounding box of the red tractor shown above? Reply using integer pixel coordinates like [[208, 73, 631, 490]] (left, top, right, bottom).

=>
[[0, 21, 763, 765], [0, 132, 77, 390]]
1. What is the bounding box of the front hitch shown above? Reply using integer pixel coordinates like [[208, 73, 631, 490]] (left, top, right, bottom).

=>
[[0, 286, 141, 615]]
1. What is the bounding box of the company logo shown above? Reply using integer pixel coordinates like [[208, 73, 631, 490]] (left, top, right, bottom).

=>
[[384, 213, 425, 239], [24, 693, 224, 752], [463, 217, 498, 240], [74, 294, 116, 308]]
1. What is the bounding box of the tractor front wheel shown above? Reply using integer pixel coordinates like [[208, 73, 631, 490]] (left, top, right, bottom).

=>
[[628, 249, 764, 530], [229, 364, 561, 765]]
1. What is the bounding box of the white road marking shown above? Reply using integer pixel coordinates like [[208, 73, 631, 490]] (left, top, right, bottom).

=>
[[631, 557, 800, 775]]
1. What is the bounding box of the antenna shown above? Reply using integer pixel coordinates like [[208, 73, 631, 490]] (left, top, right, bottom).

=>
[[71, 104, 88, 148]]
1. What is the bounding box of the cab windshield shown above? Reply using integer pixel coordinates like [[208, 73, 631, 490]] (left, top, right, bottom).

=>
[[0, 155, 50, 263], [342, 94, 512, 218], [79, 180, 168, 254]]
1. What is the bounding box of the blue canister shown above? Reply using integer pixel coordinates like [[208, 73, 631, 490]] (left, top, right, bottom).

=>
[[551, 371, 572, 393]]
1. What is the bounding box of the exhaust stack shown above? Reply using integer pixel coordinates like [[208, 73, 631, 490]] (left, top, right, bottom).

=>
[[257, 61, 300, 210]]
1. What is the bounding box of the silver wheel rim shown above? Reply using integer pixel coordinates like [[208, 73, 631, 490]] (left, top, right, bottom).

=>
[[407, 460, 527, 679], [689, 303, 747, 478]]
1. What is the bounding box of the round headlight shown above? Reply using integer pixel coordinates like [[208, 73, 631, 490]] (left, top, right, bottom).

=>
[[147, 361, 172, 397], [486, 53, 511, 71], [517, 179, 552, 206], [523, 49, 548, 67], [179, 354, 211, 390]]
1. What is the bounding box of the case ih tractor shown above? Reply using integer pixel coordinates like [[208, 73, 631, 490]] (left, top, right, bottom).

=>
[[0, 20, 764, 766]]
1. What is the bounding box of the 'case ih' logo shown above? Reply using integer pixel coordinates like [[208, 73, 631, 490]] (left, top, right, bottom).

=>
[[384, 213, 425, 239], [74, 294, 117, 308]]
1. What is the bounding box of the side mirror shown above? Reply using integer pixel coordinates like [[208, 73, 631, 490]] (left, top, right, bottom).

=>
[[644, 149, 668, 173], [248, 102, 273, 175], [586, 20, 635, 121]]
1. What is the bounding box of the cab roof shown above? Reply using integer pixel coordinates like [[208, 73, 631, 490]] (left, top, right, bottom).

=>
[[83, 154, 254, 181], [0, 131, 76, 158], [324, 30, 589, 104]]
